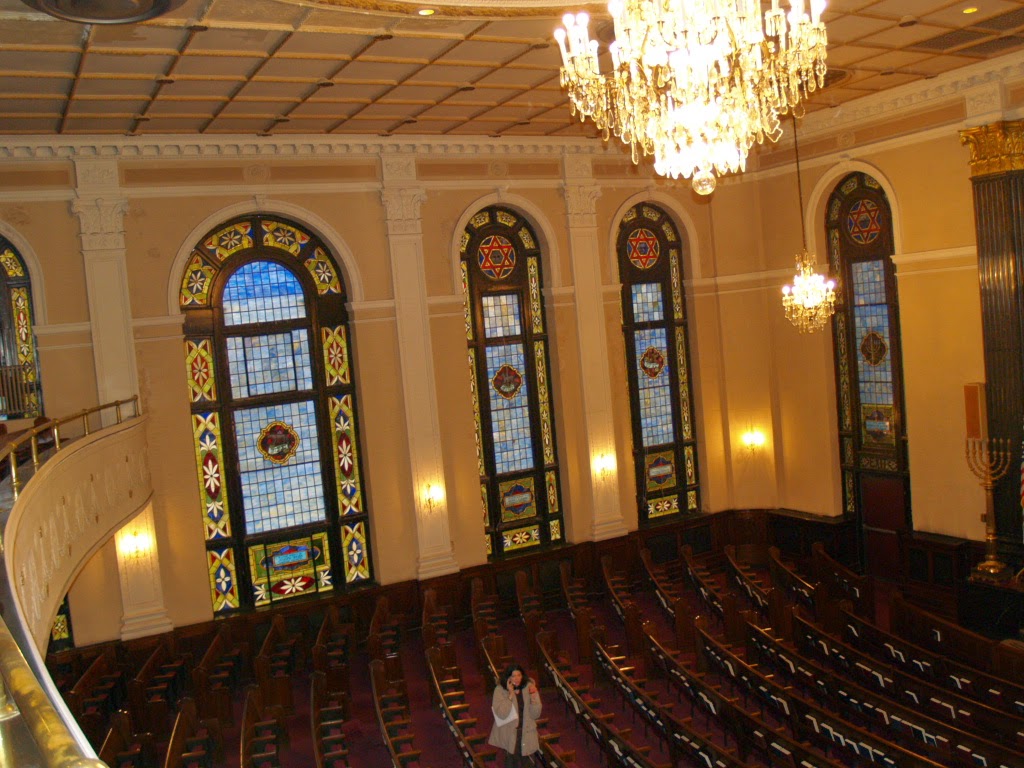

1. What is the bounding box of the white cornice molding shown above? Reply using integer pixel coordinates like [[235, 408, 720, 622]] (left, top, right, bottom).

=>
[[800, 50, 1024, 140], [0, 136, 614, 163]]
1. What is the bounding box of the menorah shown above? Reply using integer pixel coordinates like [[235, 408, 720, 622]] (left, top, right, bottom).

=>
[[966, 437, 1012, 577]]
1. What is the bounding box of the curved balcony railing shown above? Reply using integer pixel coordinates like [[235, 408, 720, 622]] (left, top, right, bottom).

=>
[[0, 397, 145, 768]]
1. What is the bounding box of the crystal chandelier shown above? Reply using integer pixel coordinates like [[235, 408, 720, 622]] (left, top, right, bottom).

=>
[[781, 117, 836, 333], [783, 251, 836, 332], [554, 0, 828, 194]]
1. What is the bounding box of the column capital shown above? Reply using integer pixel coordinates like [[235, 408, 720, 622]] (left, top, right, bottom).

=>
[[562, 183, 601, 228], [381, 186, 427, 237], [959, 120, 1024, 178], [71, 196, 129, 251]]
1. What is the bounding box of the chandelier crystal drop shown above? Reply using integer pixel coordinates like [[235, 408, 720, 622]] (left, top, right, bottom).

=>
[[554, 0, 828, 194], [782, 250, 836, 333]]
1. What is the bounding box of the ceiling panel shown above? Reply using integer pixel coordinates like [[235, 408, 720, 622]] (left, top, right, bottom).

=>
[[75, 78, 155, 96], [69, 98, 150, 115], [90, 25, 187, 50], [0, 76, 72, 96], [81, 53, 176, 75], [0, 50, 82, 72], [174, 56, 263, 77]]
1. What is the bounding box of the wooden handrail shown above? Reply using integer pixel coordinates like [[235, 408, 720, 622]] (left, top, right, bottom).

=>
[[1, 396, 140, 499]]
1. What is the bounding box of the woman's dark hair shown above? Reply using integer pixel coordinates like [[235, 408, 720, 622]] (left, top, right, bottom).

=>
[[500, 663, 528, 689]]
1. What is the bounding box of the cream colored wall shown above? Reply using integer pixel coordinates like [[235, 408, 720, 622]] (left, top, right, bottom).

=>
[[0, 121, 992, 643]]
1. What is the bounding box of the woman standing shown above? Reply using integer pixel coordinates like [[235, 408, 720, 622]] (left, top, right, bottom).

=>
[[489, 663, 542, 767]]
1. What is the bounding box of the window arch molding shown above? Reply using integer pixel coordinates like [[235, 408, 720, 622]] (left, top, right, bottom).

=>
[[448, 193, 563, 292], [0, 221, 47, 325], [806, 160, 904, 261], [167, 201, 364, 316], [606, 192, 702, 283]]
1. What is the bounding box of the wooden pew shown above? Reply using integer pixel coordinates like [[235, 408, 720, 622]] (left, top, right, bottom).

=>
[[369, 657, 424, 767], [254, 615, 300, 716], [421, 588, 451, 649], [127, 639, 191, 736], [312, 606, 353, 709], [311, 671, 349, 768], [425, 643, 498, 765], [724, 544, 770, 618], [66, 647, 126, 748], [193, 625, 249, 726], [163, 697, 224, 768], [368, 595, 403, 661], [98, 710, 156, 768], [891, 593, 1023, 680], [239, 685, 288, 768], [811, 541, 874, 619]]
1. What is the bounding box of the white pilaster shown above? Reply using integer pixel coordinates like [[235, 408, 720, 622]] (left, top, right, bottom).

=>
[[72, 159, 139, 412], [114, 505, 174, 640], [563, 156, 628, 540], [381, 155, 459, 579]]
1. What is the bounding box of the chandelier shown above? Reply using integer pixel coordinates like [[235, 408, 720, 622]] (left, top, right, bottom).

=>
[[554, 0, 828, 194], [781, 117, 836, 333]]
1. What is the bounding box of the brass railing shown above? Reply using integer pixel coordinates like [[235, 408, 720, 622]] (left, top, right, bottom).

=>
[[1, 397, 140, 499], [0, 396, 142, 768]]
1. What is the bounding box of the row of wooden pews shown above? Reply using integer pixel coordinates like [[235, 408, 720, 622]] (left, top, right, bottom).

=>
[[535, 627, 671, 768], [164, 698, 223, 768]]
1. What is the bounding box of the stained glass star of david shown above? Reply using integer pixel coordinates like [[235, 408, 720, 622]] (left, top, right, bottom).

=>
[[478, 235, 516, 280], [627, 228, 660, 269], [847, 200, 882, 245]]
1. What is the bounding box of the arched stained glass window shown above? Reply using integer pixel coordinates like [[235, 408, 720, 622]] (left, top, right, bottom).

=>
[[616, 203, 699, 522], [0, 236, 40, 419], [461, 206, 564, 557], [180, 214, 372, 613], [828, 173, 910, 572]]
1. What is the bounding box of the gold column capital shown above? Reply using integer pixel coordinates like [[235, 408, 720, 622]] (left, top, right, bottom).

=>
[[960, 120, 1024, 177]]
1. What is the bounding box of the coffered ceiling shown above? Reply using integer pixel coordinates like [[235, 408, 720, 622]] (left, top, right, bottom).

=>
[[0, 0, 1022, 138]]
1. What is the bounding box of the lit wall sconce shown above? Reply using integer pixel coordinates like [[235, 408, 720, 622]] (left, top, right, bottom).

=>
[[592, 452, 616, 480], [116, 528, 153, 562], [741, 429, 767, 451], [423, 483, 445, 512]]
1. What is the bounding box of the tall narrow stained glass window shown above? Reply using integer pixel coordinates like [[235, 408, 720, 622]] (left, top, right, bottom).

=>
[[617, 203, 699, 522], [828, 173, 910, 571], [180, 214, 372, 613], [0, 236, 40, 419], [461, 207, 564, 557]]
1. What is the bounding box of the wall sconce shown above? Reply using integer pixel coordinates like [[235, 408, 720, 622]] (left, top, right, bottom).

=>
[[116, 528, 153, 562], [741, 429, 767, 451], [423, 483, 445, 513], [592, 453, 616, 480]]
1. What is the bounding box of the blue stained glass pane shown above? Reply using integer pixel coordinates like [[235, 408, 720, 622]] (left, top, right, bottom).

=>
[[851, 260, 886, 306], [482, 294, 522, 338], [631, 283, 664, 323], [485, 344, 534, 474], [233, 400, 325, 534], [854, 305, 893, 405], [223, 261, 306, 325], [227, 330, 312, 398], [635, 328, 675, 447]]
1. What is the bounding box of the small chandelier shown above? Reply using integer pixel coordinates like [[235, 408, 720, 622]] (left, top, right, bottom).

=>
[[782, 117, 836, 333], [554, 0, 828, 195]]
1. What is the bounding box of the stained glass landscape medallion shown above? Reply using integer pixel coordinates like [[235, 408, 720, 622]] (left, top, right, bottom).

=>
[[257, 421, 299, 464], [491, 363, 523, 401], [500, 477, 536, 522]]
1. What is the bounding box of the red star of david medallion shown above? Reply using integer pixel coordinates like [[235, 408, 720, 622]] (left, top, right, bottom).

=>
[[627, 228, 660, 269], [477, 235, 516, 280], [847, 199, 882, 245]]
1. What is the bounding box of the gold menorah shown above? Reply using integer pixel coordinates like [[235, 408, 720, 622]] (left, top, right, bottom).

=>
[[966, 437, 1012, 577]]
